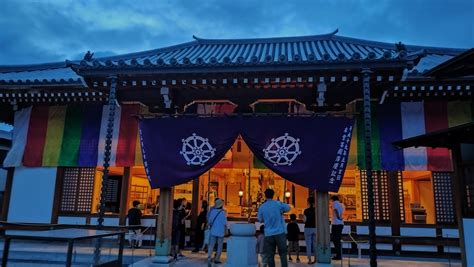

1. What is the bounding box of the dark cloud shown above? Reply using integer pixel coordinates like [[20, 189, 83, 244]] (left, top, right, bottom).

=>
[[0, 0, 472, 65]]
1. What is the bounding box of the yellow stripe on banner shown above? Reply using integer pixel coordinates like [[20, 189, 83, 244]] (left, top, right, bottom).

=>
[[134, 129, 143, 166], [447, 101, 472, 127], [42, 106, 67, 166]]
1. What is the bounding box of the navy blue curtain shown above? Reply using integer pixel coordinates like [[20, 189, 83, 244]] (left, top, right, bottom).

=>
[[139, 116, 353, 192], [241, 116, 353, 192], [139, 116, 240, 188]]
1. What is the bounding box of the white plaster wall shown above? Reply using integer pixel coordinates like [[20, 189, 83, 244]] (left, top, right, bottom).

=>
[[400, 227, 436, 237], [8, 167, 57, 223], [58, 216, 87, 225], [464, 218, 474, 267], [90, 217, 119, 226]]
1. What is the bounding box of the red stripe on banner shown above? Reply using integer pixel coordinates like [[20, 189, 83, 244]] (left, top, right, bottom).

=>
[[115, 104, 140, 166], [23, 106, 50, 166], [424, 101, 452, 171]]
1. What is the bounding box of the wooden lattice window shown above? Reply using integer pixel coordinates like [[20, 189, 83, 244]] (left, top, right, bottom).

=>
[[397, 171, 405, 222], [432, 172, 456, 224], [60, 167, 95, 213], [361, 170, 390, 221]]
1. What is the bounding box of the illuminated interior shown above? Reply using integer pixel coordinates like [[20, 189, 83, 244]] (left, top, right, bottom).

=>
[[87, 140, 439, 224]]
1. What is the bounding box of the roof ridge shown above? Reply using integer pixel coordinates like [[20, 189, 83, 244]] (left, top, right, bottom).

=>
[[0, 61, 69, 73], [332, 35, 465, 55], [192, 29, 339, 45], [89, 40, 199, 62]]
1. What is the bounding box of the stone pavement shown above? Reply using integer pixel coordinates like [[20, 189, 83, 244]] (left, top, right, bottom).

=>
[[133, 251, 461, 267], [0, 240, 462, 266]]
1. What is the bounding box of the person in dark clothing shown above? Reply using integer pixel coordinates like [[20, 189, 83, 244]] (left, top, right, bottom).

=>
[[178, 198, 191, 257], [192, 200, 208, 253], [171, 199, 184, 260], [127, 200, 143, 248], [286, 214, 300, 263], [303, 196, 316, 264], [331, 195, 345, 260]]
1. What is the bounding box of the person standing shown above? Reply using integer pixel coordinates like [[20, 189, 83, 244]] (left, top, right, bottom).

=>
[[171, 199, 183, 260], [286, 214, 300, 263], [127, 200, 143, 248], [256, 225, 265, 265], [178, 198, 190, 258], [192, 200, 208, 253], [303, 196, 316, 264], [257, 188, 291, 267], [330, 195, 344, 260], [207, 198, 227, 264]]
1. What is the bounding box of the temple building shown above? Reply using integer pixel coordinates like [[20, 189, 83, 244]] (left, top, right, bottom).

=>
[[0, 31, 473, 261]]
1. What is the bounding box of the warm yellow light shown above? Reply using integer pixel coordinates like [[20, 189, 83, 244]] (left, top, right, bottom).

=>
[[238, 190, 244, 197], [285, 191, 291, 198]]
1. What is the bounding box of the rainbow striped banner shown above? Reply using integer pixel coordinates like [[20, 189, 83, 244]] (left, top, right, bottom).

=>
[[4, 101, 472, 171], [3, 104, 143, 167], [347, 101, 473, 171]]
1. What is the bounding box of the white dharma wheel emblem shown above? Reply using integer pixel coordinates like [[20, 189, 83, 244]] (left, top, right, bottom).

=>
[[263, 133, 302, 166], [180, 133, 216, 166]]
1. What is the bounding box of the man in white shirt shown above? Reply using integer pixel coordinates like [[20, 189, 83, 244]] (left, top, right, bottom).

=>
[[331, 195, 344, 260], [257, 188, 291, 267]]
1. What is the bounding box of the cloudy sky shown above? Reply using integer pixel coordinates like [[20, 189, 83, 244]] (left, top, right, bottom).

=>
[[0, 0, 473, 65]]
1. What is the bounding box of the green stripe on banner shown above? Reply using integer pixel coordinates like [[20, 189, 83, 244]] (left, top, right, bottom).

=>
[[253, 156, 267, 169], [58, 106, 83, 166], [356, 103, 381, 170]]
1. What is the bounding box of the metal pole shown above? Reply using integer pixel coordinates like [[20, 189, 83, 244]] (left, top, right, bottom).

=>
[[362, 69, 377, 266], [94, 75, 118, 263]]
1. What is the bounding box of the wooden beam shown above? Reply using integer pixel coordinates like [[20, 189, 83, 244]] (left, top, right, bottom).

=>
[[316, 190, 331, 263], [191, 177, 200, 230], [388, 171, 401, 255], [119, 167, 131, 226], [152, 187, 174, 265], [51, 167, 65, 224], [1, 168, 14, 222], [452, 145, 468, 267]]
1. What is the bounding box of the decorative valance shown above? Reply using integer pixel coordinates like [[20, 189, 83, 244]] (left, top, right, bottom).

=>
[[3, 104, 143, 167], [347, 101, 473, 171], [139, 116, 354, 191]]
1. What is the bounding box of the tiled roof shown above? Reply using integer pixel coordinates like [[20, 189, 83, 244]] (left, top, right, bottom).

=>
[[0, 62, 84, 85], [70, 30, 464, 72]]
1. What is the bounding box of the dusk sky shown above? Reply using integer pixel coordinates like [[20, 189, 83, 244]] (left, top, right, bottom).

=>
[[0, 0, 473, 65]]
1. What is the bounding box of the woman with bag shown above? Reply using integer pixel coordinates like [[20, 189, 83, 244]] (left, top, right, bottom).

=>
[[207, 198, 227, 264]]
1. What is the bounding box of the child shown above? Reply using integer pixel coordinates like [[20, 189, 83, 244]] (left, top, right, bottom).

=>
[[171, 199, 183, 261], [286, 214, 300, 263], [127, 200, 143, 248], [256, 225, 265, 266]]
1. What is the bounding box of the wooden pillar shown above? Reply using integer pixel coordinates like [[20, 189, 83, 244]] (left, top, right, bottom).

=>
[[452, 145, 467, 267], [119, 167, 131, 226], [316, 190, 331, 263], [51, 168, 65, 224], [387, 171, 401, 255], [153, 187, 174, 265], [191, 177, 200, 230], [1, 168, 14, 222]]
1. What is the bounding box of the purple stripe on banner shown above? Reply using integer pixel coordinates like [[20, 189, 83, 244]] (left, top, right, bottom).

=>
[[78, 105, 103, 166], [377, 102, 404, 170]]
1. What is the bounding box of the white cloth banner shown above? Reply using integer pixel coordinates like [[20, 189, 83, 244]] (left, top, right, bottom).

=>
[[97, 105, 122, 166], [401, 102, 427, 170], [3, 107, 32, 167]]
